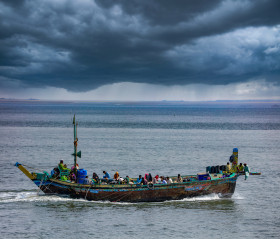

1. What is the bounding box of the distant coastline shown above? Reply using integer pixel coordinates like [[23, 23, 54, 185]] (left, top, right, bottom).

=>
[[1, 98, 280, 103], [0, 98, 280, 108]]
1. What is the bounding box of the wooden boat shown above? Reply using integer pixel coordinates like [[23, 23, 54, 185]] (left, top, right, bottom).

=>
[[14, 116, 260, 203]]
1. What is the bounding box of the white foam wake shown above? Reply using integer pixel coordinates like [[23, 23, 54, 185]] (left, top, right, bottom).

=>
[[0, 191, 87, 203], [232, 192, 244, 200], [179, 193, 221, 202], [0, 191, 244, 204]]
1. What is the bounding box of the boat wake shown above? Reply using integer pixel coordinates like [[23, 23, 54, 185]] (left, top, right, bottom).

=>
[[0, 191, 244, 204], [178, 193, 243, 202], [0, 191, 87, 203]]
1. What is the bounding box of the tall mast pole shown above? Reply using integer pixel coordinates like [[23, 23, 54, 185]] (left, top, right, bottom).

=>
[[72, 114, 81, 168], [73, 114, 77, 168]]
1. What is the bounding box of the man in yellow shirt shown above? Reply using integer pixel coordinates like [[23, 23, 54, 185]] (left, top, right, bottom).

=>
[[237, 163, 244, 172], [226, 162, 231, 173]]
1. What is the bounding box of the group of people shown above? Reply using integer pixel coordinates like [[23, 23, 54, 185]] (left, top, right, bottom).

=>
[[99, 171, 132, 185], [99, 171, 184, 185], [54, 161, 185, 185], [237, 163, 250, 180], [226, 162, 250, 180], [51, 160, 79, 182], [137, 174, 176, 185], [54, 158, 251, 184]]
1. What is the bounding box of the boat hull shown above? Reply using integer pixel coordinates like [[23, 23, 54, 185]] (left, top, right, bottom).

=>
[[33, 176, 237, 202]]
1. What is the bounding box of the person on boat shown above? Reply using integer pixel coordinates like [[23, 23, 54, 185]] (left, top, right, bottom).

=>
[[144, 173, 153, 182], [118, 177, 124, 184], [148, 173, 153, 182], [161, 177, 167, 184], [83, 176, 90, 185], [58, 160, 70, 172], [137, 175, 142, 184], [237, 163, 244, 173], [142, 177, 148, 185], [244, 163, 250, 180], [70, 163, 79, 177], [114, 171, 119, 180], [102, 171, 111, 183], [103, 171, 110, 179], [70, 172, 76, 182], [226, 162, 231, 173], [125, 175, 130, 184], [152, 175, 159, 184], [71, 163, 79, 171], [144, 173, 148, 181], [51, 167, 60, 178], [124, 176, 134, 185], [92, 172, 99, 184], [177, 174, 183, 183], [166, 177, 173, 184]]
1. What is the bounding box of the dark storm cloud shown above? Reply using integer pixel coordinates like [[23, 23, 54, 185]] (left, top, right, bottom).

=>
[[0, 0, 279, 92]]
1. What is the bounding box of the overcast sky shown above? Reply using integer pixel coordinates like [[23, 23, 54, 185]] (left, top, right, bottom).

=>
[[0, 0, 279, 101]]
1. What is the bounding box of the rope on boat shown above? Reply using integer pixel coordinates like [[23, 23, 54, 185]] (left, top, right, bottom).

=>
[[41, 175, 59, 194], [97, 190, 125, 201], [18, 163, 59, 194], [37, 176, 45, 195], [20, 163, 46, 173], [114, 190, 134, 202], [97, 187, 136, 202], [85, 185, 91, 200]]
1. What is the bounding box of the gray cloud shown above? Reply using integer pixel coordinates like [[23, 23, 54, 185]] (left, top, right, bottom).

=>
[[0, 0, 279, 92]]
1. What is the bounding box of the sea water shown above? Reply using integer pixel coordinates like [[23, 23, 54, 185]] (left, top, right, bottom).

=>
[[0, 101, 279, 239]]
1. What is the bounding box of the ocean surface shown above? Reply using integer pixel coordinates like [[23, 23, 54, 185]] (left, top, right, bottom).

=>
[[0, 100, 279, 239]]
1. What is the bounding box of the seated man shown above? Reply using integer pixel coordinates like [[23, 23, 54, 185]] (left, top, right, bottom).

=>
[[92, 172, 99, 184], [237, 163, 244, 173], [152, 175, 159, 184], [51, 167, 60, 178], [226, 162, 231, 173], [102, 170, 111, 183], [118, 177, 124, 184], [71, 163, 79, 171], [58, 160, 70, 172], [70, 172, 76, 182], [166, 177, 173, 184], [124, 175, 130, 184], [83, 176, 91, 185], [142, 177, 147, 185], [103, 171, 110, 179], [114, 171, 119, 180], [136, 175, 142, 184], [161, 176, 167, 184], [177, 174, 183, 183]]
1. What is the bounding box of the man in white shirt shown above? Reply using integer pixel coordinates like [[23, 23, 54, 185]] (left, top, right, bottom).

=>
[[166, 177, 173, 184]]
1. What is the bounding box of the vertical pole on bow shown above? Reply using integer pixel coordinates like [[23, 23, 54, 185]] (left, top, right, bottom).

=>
[[232, 148, 238, 172]]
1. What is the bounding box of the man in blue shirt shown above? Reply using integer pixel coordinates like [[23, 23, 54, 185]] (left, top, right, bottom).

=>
[[103, 171, 110, 179], [83, 176, 90, 185], [136, 175, 142, 184]]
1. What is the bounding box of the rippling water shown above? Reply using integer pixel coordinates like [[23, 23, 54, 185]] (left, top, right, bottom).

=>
[[0, 101, 279, 238]]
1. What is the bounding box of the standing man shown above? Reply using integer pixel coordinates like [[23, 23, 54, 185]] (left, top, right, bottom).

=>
[[244, 163, 250, 180]]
